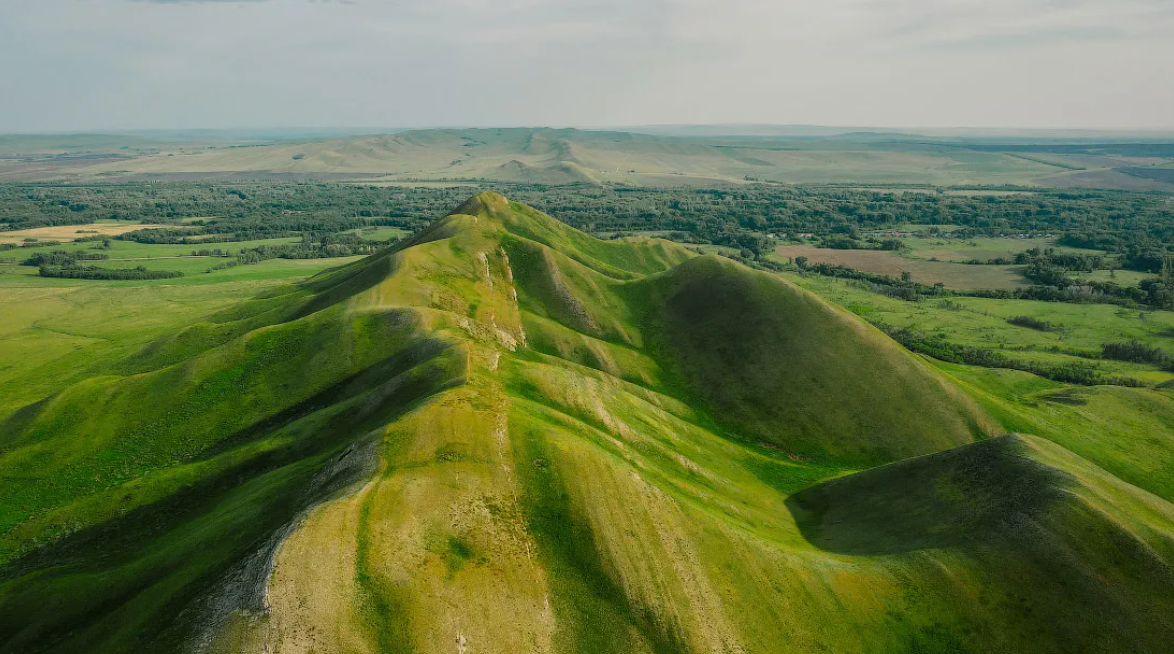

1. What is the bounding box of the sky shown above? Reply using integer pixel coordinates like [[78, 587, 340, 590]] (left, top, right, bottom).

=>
[[1, 0, 1172, 133]]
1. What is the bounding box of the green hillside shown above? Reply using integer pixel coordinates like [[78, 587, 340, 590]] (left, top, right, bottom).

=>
[[2, 192, 1173, 653], [626, 255, 993, 465], [788, 434, 1174, 652]]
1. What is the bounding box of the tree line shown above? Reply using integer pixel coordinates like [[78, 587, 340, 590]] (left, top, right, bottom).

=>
[[38, 265, 183, 280], [4, 183, 1171, 265]]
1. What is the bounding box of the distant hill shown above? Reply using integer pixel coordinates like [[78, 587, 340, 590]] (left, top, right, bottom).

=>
[[5, 126, 1174, 190], [2, 192, 1173, 653], [623, 123, 1174, 140]]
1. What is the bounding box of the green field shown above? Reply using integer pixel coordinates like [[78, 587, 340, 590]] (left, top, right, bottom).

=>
[[771, 232, 1159, 292], [895, 235, 1102, 263], [783, 271, 1174, 384], [0, 247, 361, 422], [0, 235, 360, 284], [2, 193, 1173, 653], [1071, 268, 1155, 285]]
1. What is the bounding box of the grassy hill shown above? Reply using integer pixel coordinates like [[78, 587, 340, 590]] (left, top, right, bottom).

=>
[[2, 192, 1173, 653], [788, 433, 1174, 652]]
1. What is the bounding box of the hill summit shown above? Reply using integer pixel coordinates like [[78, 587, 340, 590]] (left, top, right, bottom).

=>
[[2, 193, 1173, 653]]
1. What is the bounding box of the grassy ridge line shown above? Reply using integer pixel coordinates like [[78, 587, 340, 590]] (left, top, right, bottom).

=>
[[500, 338, 1174, 653], [0, 281, 303, 423], [0, 196, 541, 652], [425, 194, 1174, 652]]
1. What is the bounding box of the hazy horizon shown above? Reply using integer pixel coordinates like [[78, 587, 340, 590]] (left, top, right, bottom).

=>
[[6, 124, 1174, 140]]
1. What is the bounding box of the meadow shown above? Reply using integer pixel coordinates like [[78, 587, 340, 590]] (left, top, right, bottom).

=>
[[894, 235, 1102, 262], [0, 238, 359, 281]]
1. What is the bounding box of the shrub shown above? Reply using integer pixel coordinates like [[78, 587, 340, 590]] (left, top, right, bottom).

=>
[[1007, 315, 1057, 332], [39, 265, 183, 280], [22, 250, 110, 266], [1102, 340, 1171, 366]]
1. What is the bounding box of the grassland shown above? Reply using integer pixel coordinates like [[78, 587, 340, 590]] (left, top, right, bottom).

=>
[[782, 271, 1174, 383], [0, 238, 361, 423], [2, 192, 1173, 653], [0, 235, 360, 284], [1071, 268, 1155, 285], [893, 235, 1100, 263]]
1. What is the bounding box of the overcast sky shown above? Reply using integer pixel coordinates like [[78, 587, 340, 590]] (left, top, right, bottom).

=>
[[2, 0, 1172, 132]]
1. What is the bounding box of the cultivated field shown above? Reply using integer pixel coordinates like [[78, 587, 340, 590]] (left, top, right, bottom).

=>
[[0, 221, 168, 244], [773, 244, 1028, 289]]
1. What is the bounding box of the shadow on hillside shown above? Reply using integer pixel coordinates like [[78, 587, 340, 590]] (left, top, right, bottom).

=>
[[0, 336, 465, 653], [785, 435, 1067, 556]]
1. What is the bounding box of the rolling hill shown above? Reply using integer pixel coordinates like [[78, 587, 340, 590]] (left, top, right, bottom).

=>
[[12, 126, 1168, 189], [2, 192, 1173, 653]]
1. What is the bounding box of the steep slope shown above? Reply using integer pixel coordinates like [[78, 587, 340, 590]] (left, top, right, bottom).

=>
[[2, 192, 1173, 654], [626, 255, 992, 465]]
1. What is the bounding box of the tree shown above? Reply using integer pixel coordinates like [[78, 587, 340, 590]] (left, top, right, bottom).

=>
[[1141, 256, 1174, 310]]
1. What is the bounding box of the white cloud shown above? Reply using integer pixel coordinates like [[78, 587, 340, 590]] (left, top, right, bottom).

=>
[[0, 0, 1171, 131]]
